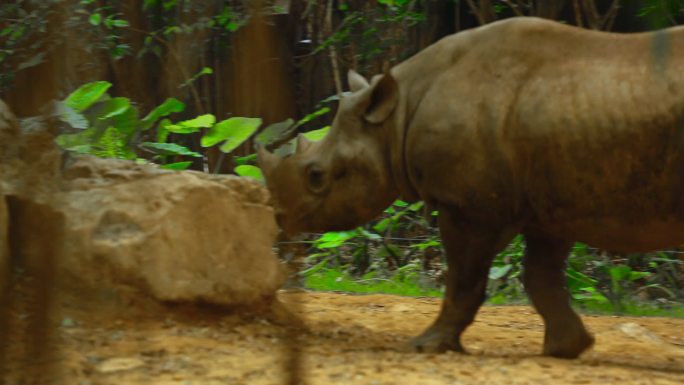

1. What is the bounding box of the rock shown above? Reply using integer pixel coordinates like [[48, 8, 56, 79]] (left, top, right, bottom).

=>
[[96, 357, 146, 373], [0, 99, 285, 307], [0, 103, 61, 198], [53, 156, 284, 305], [616, 323, 664, 345]]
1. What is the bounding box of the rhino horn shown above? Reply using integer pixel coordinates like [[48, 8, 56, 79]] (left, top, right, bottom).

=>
[[296, 134, 313, 153], [257, 144, 278, 175]]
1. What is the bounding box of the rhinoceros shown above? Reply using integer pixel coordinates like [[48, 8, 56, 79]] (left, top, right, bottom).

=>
[[257, 17, 684, 358]]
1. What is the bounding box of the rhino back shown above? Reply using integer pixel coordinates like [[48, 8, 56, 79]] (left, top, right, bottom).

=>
[[397, 18, 684, 248]]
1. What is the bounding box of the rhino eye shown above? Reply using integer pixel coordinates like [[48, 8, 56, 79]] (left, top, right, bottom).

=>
[[306, 165, 326, 193]]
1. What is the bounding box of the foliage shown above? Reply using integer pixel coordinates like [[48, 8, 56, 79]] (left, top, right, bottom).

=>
[[280, 113, 683, 313], [304, 267, 442, 298], [0, 0, 53, 88], [315, 0, 427, 72], [55, 81, 261, 173], [638, 0, 684, 28], [0, 1, 252, 94], [303, 226, 684, 314]]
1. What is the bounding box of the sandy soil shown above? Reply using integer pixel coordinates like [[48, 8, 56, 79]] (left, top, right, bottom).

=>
[[3, 288, 684, 385]]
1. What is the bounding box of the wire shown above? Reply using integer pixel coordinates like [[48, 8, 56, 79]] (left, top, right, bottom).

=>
[[276, 235, 684, 257]]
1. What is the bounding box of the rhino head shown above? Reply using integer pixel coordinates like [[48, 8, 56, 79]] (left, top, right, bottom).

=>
[[258, 70, 401, 236]]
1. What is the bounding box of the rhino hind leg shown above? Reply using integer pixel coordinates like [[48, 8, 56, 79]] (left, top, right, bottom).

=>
[[523, 231, 595, 358], [410, 214, 516, 353]]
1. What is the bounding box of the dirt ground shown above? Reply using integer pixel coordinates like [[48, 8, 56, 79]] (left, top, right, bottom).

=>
[[3, 288, 684, 385]]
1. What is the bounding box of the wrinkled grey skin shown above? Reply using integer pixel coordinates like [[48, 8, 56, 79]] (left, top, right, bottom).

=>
[[259, 17, 684, 358]]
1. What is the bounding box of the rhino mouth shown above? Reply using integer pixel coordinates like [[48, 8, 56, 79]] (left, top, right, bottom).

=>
[[275, 202, 361, 235]]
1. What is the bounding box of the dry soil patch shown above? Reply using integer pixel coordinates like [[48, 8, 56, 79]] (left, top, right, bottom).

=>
[[4, 290, 684, 384]]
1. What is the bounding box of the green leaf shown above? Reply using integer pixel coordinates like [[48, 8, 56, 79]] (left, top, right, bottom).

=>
[[180, 67, 215, 88], [373, 218, 390, 233], [111, 19, 130, 28], [55, 102, 88, 129], [166, 114, 216, 134], [97, 97, 131, 119], [234, 165, 264, 182], [17, 52, 45, 71], [201, 117, 262, 153], [65, 81, 112, 112], [412, 239, 441, 251], [110, 106, 139, 137], [302, 126, 330, 141], [566, 266, 597, 293], [55, 133, 95, 154], [235, 153, 257, 166], [89, 13, 102, 26], [314, 230, 359, 249], [255, 118, 294, 146], [61, 317, 77, 328], [140, 142, 202, 157], [161, 161, 193, 170], [628, 271, 651, 281], [376, 244, 403, 259], [360, 229, 381, 240], [156, 118, 171, 143], [294, 107, 330, 128], [408, 202, 424, 211], [93, 126, 132, 159], [55, 128, 97, 150], [609, 265, 632, 282], [141, 98, 185, 130], [489, 265, 512, 280]]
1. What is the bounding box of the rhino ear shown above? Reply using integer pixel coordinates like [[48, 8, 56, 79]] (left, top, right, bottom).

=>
[[363, 73, 399, 124], [348, 70, 370, 93]]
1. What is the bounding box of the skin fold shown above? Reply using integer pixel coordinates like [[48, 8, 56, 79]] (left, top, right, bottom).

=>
[[259, 17, 684, 358]]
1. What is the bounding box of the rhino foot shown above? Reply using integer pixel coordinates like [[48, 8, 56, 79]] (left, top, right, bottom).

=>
[[543, 330, 595, 359], [408, 327, 464, 353]]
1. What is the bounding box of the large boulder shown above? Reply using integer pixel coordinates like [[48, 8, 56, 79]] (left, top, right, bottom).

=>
[[0, 100, 284, 307], [55, 157, 284, 305]]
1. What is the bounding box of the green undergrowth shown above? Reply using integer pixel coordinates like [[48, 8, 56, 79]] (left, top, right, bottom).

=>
[[304, 268, 443, 297], [304, 268, 684, 318], [574, 300, 684, 318]]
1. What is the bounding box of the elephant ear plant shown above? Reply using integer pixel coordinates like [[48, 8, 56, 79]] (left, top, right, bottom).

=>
[[53, 81, 262, 174], [258, 18, 684, 359]]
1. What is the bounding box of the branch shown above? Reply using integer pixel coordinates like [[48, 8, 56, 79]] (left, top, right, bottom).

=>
[[601, 0, 621, 31], [572, 0, 583, 27], [465, 0, 487, 25], [325, 0, 343, 96], [502, 0, 524, 16], [125, 26, 204, 114], [581, 0, 601, 29]]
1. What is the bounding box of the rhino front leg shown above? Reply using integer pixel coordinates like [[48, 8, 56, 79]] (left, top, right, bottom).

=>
[[410, 213, 516, 353], [523, 231, 594, 358]]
